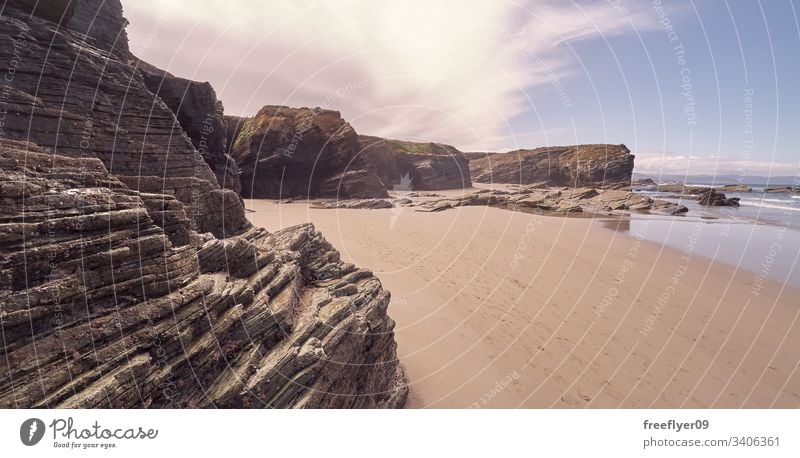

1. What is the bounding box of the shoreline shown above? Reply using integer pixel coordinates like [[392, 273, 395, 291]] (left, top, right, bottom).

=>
[[247, 199, 800, 408]]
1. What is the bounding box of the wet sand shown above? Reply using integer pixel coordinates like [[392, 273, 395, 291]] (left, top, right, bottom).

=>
[[247, 197, 800, 408]]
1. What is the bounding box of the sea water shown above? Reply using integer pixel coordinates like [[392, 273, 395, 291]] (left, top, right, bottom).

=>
[[613, 186, 800, 288]]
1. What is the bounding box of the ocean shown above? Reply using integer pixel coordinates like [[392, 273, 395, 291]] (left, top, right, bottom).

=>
[[613, 184, 800, 288], [640, 185, 800, 229]]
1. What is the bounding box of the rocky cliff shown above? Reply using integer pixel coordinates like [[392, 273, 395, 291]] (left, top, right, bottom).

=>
[[462, 152, 493, 161], [0, 2, 246, 239], [230, 106, 388, 199], [470, 144, 634, 189], [358, 135, 471, 191], [138, 61, 242, 195], [0, 1, 406, 408]]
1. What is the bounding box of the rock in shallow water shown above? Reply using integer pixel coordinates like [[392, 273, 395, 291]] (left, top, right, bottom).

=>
[[698, 189, 740, 207]]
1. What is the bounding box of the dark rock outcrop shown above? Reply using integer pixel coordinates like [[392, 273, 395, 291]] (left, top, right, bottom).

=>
[[224, 115, 248, 156], [655, 184, 749, 196], [230, 106, 388, 199], [470, 144, 634, 189], [358, 135, 471, 191], [698, 189, 740, 206], [7, 0, 129, 58], [322, 199, 395, 209], [0, 1, 406, 409], [719, 184, 751, 193], [317, 168, 389, 198], [631, 178, 658, 190], [0, 142, 406, 408], [138, 61, 242, 195], [462, 152, 494, 161], [654, 183, 693, 194], [5, 0, 76, 25], [765, 186, 800, 194], [0, 3, 244, 240]]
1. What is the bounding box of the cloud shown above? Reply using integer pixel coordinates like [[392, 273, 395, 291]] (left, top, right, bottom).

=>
[[122, 0, 655, 151], [634, 151, 800, 176]]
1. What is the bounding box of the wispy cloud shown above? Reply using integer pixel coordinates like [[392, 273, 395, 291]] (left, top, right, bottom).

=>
[[123, 0, 656, 150]]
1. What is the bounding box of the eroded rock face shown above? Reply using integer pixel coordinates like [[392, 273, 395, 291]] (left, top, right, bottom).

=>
[[5, 0, 77, 25], [139, 61, 242, 195], [0, 4, 245, 240], [0, 141, 406, 409], [230, 106, 387, 199], [462, 152, 493, 161], [224, 115, 248, 158], [0, 1, 406, 409], [358, 135, 472, 191], [470, 144, 635, 189]]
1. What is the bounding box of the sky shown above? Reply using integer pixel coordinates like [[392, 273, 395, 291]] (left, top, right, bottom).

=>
[[121, 0, 800, 177]]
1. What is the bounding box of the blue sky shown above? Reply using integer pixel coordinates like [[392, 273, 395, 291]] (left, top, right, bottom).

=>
[[519, 0, 800, 175], [123, 0, 799, 176]]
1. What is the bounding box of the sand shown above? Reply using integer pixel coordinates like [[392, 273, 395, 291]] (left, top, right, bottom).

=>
[[246, 196, 800, 408]]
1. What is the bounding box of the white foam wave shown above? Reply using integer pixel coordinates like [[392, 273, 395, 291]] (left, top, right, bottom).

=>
[[739, 200, 800, 212], [741, 197, 799, 204]]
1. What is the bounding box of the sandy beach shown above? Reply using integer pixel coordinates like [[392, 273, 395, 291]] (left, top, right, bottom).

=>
[[247, 195, 800, 408]]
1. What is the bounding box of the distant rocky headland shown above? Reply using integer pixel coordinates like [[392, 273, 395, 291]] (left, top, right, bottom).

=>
[[468, 144, 635, 190]]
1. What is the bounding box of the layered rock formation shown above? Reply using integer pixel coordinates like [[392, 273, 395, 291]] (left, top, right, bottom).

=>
[[320, 186, 687, 216], [766, 186, 800, 194], [654, 184, 710, 194], [0, 142, 406, 408], [719, 184, 752, 193], [138, 61, 242, 195], [5, 0, 77, 25], [470, 144, 635, 189], [230, 106, 388, 199], [462, 152, 494, 161], [0, 2, 245, 239], [414, 187, 687, 215], [358, 135, 471, 191], [0, 1, 406, 408]]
